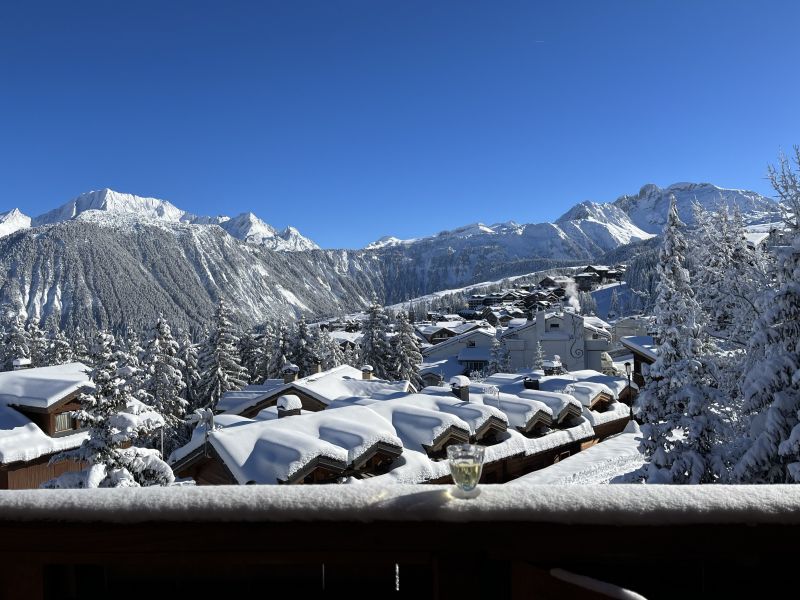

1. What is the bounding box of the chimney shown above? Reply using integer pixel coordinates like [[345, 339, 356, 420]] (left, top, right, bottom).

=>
[[523, 377, 539, 390], [361, 365, 374, 380], [276, 394, 302, 418], [313, 362, 322, 374], [282, 363, 300, 384], [12, 357, 31, 371], [449, 375, 471, 402]]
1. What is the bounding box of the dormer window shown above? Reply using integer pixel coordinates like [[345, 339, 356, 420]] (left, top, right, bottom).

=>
[[467, 340, 476, 348]]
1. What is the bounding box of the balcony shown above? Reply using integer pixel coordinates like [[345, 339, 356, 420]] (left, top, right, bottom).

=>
[[0, 484, 797, 599]]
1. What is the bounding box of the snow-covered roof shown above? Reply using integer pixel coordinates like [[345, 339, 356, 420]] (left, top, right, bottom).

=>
[[538, 375, 613, 408], [566, 370, 638, 398], [212, 423, 349, 484], [508, 424, 643, 485], [0, 362, 91, 409], [620, 335, 657, 361], [419, 357, 465, 381], [328, 330, 362, 345], [421, 327, 496, 357], [216, 365, 409, 415], [0, 404, 87, 464]]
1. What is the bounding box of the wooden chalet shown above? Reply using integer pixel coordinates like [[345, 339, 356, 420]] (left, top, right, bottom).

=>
[[0, 363, 91, 489]]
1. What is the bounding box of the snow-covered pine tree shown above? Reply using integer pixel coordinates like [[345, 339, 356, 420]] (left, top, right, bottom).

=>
[[238, 329, 263, 383], [2, 312, 30, 371], [71, 326, 91, 365], [197, 300, 248, 410], [733, 149, 800, 483], [533, 340, 545, 370], [26, 320, 47, 367], [142, 316, 187, 454], [47, 328, 74, 366], [288, 317, 322, 376], [44, 331, 173, 488], [319, 329, 345, 371], [388, 311, 423, 390], [635, 196, 725, 483], [488, 336, 511, 375], [343, 342, 361, 368], [178, 331, 202, 411], [249, 323, 276, 384], [266, 323, 291, 379], [359, 302, 393, 379]]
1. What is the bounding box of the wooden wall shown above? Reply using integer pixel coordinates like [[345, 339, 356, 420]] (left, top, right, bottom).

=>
[[1, 454, 84, 490]]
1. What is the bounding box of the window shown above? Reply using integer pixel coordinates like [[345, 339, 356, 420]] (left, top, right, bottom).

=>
[[550, 323, 559, 329], [467, 340, 476, 347], [54, 412, 74, 433]]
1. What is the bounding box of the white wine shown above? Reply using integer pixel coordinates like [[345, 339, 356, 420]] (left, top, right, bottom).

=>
[[450, 459, 482, 491]]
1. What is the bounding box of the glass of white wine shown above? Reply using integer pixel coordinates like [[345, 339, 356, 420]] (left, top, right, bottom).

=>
[[447, 444, 485, 498]]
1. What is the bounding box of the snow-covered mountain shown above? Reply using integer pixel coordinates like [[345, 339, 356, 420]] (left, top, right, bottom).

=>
[[31, 189, 318, 251], [613, 182, 778, 234], [219, 213, 319, 251], [0, 208, 31, 238]]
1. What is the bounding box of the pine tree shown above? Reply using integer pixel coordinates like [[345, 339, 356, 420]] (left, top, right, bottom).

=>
[[288, 317, 322, 376], [533, 340, 545, 370], [238, 329, 263, 383], [359, 303, 393, 379], [26, 320, 47, 367], [488, 336, 511, 375], [142, 316, 187, 454], [319, 330, 345, 371], [47, 328, 74, 366], [44, 331, 174, 488], [388, 311, 423, 389], [71, 326, 90, 365], [250, 323, 276, 384], [733, 150, 800, 483], [197, 301, 248, 410], [635, 196, 724, 483], [266, 324, 291, 379], [2, 312, 30, 370], [343, 342, 361, 368], [178, 331, 202, 411]]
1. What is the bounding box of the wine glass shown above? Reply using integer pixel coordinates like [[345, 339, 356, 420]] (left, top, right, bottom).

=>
[[447, 443, 485, 498]]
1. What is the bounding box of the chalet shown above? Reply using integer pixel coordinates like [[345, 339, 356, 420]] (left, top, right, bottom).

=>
[[582, 265, 611, 280], [575, 272, 599, 291], [538, 275, 572, 289], [481, 304, 526, 327], [171, 405, 404, 485], [500, 310, 612, 372], [0, 363, 91, 489], [612, 315, 651, 343], [215, 364, 411, 418], [467, 294, 487, 310], [420, 327, 497, 385], [415, 320, 482, 345], [619, 335, 657, 387]]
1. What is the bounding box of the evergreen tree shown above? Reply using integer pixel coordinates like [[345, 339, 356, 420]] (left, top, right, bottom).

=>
[[533, 340, 545, 370], [343, 342, 361, 368], [47, 328, 74, 366], [2, 312, 30, 370], [44, 331, 173, 488], [250, 323, 276, 384], [26, 319, 47, 367], [733, 150, 800, 482], [197, 301, 248, 409], [142, 316, 187, 454], [266, 324, 291, 379], [319, 330, 345, 371], [635, 196, 724, 483], [359, 303, 393, 379], [178, 331, 202, 411], [71, 326, 90, 365], [288, 317, 322, 376], [388, 311, 423, 389], [488, 336, 511, 374], [238, 329, 263, 383]]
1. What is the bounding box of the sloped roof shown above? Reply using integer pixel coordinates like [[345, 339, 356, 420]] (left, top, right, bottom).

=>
[[0, 362, 90, 409]]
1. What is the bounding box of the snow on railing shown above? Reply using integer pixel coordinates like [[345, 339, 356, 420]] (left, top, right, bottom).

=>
[[1, 484, 799, 525]]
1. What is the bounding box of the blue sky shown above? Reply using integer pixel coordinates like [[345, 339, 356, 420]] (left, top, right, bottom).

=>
[[1, 1, 798, 248]]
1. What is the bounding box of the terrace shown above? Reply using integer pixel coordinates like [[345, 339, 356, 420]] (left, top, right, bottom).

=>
[[0, 485, 797, 599]]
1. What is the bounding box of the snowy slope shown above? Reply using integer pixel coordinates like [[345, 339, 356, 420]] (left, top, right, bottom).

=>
[[31, 188, 318, 251], [613, 182, 779, 234], [0, 208, 31, 238]]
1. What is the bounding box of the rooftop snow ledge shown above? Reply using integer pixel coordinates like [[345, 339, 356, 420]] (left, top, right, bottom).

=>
[[1, 485, 799, 525]]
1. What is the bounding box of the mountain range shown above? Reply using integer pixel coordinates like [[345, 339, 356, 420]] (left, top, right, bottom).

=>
[[0, 182, 779, 331]]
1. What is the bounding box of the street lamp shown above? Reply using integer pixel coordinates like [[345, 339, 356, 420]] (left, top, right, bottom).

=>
[[624, 361, 633, 422]]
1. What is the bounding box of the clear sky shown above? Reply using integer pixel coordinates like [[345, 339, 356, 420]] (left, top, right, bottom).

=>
[[1, 1, 798, 248]]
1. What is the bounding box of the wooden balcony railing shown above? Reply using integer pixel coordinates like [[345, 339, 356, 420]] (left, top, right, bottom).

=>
[[0, 484, 798, 599]]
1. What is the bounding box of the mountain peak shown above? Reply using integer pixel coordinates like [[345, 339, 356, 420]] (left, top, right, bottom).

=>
[[0, 207, 31, 238]]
